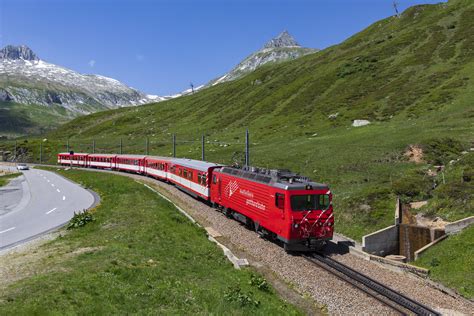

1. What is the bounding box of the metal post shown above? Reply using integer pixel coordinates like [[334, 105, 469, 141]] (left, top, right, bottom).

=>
[[146, 137, 149, 155], [245, 129, 250, 167], [172, 134, 176, 157], [40, 142, 43, 164], [14, 140, 17, 159], [93, 140, 95, 154], [67, 139, 69, 152], [120, 138, 123, 155], [201, 135, 205, 161]]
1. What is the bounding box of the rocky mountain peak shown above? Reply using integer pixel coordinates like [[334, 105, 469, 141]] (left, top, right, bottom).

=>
[[0, 45, 39, 61], [263, 30, 300, 49]]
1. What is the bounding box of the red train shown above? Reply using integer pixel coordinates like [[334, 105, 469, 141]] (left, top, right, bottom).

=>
[[58, 152, 334, 251]]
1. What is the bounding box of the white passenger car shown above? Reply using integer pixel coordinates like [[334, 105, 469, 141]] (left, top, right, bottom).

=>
[[17, 163, 29, 170]]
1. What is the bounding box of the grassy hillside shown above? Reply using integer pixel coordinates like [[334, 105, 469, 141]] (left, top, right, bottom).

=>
[[415, 225, 474, 298], [0, 101, 76, 137], [3, 0, 473, 241], [0, 168, 302, 314]]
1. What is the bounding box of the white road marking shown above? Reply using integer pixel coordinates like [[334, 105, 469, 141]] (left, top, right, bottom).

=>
[[46, 208, 57, 215], [56, 189, 61, 193], [62, 196, 66, 201], [0, 227, 16, 234]]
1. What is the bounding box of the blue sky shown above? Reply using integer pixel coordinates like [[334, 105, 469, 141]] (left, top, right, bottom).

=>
[[1, 0, 444, 95]]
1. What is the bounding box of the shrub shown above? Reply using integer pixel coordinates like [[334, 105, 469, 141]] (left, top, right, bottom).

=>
[[422, 138, 466, 165], [68, 210, 94, 229], [392, 170, 432, 201], [249, 274, 270, 292], [224, 286, 260, 307]]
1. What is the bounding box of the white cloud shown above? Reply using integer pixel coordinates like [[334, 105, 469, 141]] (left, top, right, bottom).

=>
[[88, 59, 96, 67]]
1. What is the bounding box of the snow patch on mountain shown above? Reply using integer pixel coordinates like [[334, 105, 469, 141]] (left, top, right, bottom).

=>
[[0, 45, 161, 114], [207, 31, 318, 86]]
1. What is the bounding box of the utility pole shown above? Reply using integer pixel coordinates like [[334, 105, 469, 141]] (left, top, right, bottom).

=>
[[393, 1, 400, 17], [245, 129, 250, 167], [92, 140, 95, 154], [146, 137, 149, 155], [67, 138, 70, 153], [14, 140, 17, 160], [40, 142, 43, 164], [172, 134, 176, 157], [190, 82, 194, 94], [120, 138, 123, 155], [201, 135, 205, 161]]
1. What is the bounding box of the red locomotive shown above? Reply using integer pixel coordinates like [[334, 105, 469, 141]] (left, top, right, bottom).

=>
[[58, 152, 333, 251]]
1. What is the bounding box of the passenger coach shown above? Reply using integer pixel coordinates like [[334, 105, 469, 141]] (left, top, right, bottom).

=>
[[167, 158, 222, 200], [58, 153, 88, 167]]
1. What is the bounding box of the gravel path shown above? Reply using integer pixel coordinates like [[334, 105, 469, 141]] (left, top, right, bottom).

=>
[[46, 167, 474, 315]]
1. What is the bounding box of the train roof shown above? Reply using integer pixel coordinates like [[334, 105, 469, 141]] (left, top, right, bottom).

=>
[[219, 166, 329, 191], [58, 152, 88, 155], [116, 154, 147, 159], [145, 155, 172, 161], [88, 153, 117, 157], [171, 158, 223, 172]]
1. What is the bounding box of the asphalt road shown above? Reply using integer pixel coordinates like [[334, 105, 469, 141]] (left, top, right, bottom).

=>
[[0, 165, 96, 250]]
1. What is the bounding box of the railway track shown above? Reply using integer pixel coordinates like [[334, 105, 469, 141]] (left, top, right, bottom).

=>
[[303, 253, 440, 315]]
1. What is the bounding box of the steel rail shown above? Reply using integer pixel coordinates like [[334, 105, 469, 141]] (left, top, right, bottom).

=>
[[303, 253, 440, 316]]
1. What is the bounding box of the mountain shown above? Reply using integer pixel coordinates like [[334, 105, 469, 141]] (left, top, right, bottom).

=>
[[208, 31, 317, 86], [46, 0, 474, 244], [0, 45, 160, 114]]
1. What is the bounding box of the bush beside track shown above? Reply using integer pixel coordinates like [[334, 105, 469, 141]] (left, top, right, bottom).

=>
[[0, 168, 302, 314]]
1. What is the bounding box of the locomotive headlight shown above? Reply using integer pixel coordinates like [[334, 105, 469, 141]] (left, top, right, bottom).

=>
[[294, 223, 299, 228]]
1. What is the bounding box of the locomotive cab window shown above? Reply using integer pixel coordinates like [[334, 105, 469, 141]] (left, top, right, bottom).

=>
[[291, 194, 330, 211], [213, 175, 217, 184], [275, 193, 285, 209]]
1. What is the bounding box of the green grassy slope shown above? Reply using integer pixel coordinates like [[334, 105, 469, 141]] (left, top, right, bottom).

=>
[[415, 225, 474, 298], [0, 101, 77, 137], [0, 168, 302, 314], [4, 0, 473, 240]]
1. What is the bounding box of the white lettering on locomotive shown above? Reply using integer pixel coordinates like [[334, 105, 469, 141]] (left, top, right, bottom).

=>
[[245, 199, 266, 211], [239, 189, 254, 198], [225, 180, 239, 198]]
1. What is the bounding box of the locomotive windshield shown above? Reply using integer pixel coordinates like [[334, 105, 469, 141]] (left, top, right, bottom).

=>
[[291, 194, 330, 211]]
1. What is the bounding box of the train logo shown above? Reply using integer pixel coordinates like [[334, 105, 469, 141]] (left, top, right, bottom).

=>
[[225, 180, 239, 198]]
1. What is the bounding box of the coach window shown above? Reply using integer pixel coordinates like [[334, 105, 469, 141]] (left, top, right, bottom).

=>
[[202, 174, 207, 185], [198, 173, 202, 184], [275, 193, 285, 209], [213, 175, 217, 184], [188, 171, 193, 180], [183, 169, 187, 178]]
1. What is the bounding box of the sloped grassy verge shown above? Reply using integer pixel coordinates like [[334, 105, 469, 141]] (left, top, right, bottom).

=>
[[0, 168, 301, 314], [0, 172, 21, 187], [414, 225, 474, 299]]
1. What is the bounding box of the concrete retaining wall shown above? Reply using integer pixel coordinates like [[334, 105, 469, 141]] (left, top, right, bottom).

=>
[[445, 216, 474, 235], [362, 225, 398, 256]]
